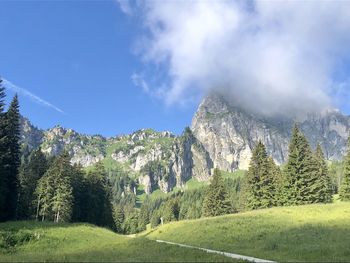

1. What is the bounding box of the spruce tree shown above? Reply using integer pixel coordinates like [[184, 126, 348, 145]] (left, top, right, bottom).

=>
[[202, 168, 231, 217], [340, 135, 350, 201], [18, 147, 48, 218], [113, 205, 125, 233], [243, 141, 277, 210], [284, 125, 319, 205], [35, 174, 54, 221], [85, 162, 114, 227], [315, 144, 333, 203], [35, 152, 73, 222], [3, 95, 21, 220], [0, 78, 7, 220]]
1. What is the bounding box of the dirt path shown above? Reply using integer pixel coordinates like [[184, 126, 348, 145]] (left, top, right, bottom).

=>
[[156, 240, 277, 263]]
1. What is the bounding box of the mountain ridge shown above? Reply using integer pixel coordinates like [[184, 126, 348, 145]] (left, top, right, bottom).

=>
[[20, 94, 350, 193]]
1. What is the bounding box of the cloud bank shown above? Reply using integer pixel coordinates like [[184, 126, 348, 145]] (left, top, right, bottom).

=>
[[3, 78, 66, 114], [124, 1, 350, 115]]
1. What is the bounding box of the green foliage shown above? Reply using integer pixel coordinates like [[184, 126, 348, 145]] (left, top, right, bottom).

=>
[[202, 169, 231, 217], [0, 78, 8, 221], [284, 125, 323, 205], [1, 95, 21, 221], [17, 147, 48, 219], [315, 144, 333, 203], [242, 141, 278, 210], [35, 152, 73, 222], [340, 135, 350, 201]]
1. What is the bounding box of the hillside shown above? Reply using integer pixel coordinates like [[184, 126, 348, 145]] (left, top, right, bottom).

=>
[[147, 202, 350, 262], [0, 221, 234, 262]]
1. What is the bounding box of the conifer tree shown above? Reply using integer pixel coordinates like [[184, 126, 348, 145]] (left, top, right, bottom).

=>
[[202, 168, 231, 217], [35, 174, 54, 221], [0, 78, 7, 220], [85, 162, 114, 227], [113, 205, 125, 233], [18, 147, 48, 218], [340, 135, 350, 201], [315, 144, 333, 203], [243, 141, 277, 209], [35, 152, 73, 222], [284, 125, 319, 205], [3, 95, 21, 219]]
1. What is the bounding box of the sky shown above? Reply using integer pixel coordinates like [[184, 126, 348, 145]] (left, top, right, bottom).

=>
[[0, 0, 198, 136], [1, 1, 350, 136]]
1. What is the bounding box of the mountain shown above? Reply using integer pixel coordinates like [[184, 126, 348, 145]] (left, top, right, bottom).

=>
[[20, 120, 212, 194], [20, 94, 350, 193], [191, 94, 350, 170]]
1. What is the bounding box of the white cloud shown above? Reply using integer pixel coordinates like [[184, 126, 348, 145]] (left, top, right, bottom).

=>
[[2, 78, 66, 114], [131, 73, 150, 93], [123, 1, 350, 115], [116, 0, 133, 15]]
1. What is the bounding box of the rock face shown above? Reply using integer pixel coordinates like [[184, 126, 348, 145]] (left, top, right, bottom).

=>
[[20, 93, 350, 193], [191, 94, 350, 171]]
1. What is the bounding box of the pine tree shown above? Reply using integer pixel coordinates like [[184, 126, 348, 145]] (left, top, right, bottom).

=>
[[35, 175, 54, 221], [315, 144, 333, 203], [85, 162, 114, 227], [0, 78, 7, 220], [113, 205, 125, 233], [340, 135, 350, 201], [284, 125, 320, 205], [18, 147, 48, 218], [3, 95, 21, 220], [35, 152, 73, 222], [243, 141, 277, 210], [202, 168, 231, 217]]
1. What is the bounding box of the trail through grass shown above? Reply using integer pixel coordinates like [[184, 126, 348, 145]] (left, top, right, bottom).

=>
[[0, 221, 235, 262], [148, 202, 350, 262]]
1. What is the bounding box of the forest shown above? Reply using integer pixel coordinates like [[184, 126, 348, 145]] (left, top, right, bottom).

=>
[[1, 78, 350, 234]]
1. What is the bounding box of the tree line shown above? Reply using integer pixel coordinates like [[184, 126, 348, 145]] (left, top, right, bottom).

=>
[[2, 77, 350, 233], [201, 124, 350, 217]]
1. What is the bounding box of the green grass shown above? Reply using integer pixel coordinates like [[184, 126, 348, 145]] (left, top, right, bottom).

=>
[[147, 202, 350, 262], [184, 178, 209, 190], [0, 221, 235, 262], [220, 169, 246, 180]]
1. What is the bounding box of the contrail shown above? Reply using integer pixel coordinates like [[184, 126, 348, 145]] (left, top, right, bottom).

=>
[[2, 78, 66, 115]]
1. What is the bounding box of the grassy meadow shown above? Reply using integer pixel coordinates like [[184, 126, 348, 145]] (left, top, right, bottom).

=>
[[147, 202, 350, 262], [0, 221, 235, 262], [1, 202, 350, 262]]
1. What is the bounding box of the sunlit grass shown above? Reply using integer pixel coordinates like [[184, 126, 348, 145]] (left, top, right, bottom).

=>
[[0, 221, 235, 262], [148, 202, 350, 262]]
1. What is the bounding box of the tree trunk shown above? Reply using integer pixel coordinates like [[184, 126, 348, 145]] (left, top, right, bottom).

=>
[[36, 196, 41, 221]]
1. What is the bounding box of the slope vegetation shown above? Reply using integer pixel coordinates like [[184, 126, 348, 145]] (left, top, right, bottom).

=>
[[0, 221, 234, 262], [147, 202, 350, 262]]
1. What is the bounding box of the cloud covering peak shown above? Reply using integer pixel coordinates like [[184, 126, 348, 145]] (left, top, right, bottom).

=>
[[122, 1, 350, 115]]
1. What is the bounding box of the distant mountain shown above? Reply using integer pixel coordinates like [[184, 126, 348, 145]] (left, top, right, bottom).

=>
[[191, 94, 350, 170], [20, 93, 350, 193]]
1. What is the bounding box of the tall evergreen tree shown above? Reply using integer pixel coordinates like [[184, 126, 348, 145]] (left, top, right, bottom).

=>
[[3, 95, 21, 220], [18, 147, 48, 218], [340, 135, 350, 201], [243, 141, 277, 210], [315, 144, 333, 203], [0, 78, 7, 220], [35, 152, 73, 222], [84, 162, 114, 227], [202, 168, 231, 217], [284, 125, 319, 205]]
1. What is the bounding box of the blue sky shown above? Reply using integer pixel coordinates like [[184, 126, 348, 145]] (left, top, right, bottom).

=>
[[1, 1, 350, 136], [0, 1, 197, 136]]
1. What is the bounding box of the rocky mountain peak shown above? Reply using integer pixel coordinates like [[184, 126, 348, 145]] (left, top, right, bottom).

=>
[[192, 94, 350, 171]]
